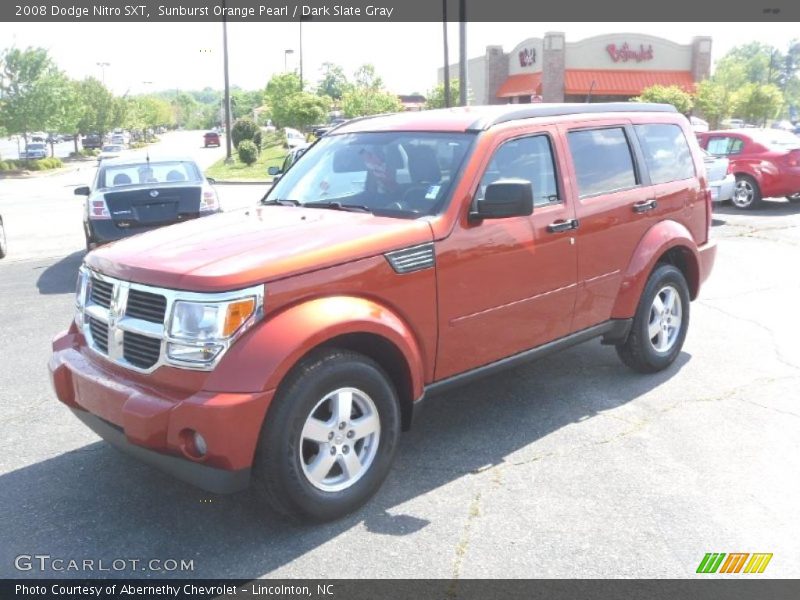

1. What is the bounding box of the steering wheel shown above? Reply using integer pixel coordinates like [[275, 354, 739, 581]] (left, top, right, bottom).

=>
[[398, 184, 433, 210]]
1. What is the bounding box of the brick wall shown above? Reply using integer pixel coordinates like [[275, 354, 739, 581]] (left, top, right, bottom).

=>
[[542, 32, 566, 102]]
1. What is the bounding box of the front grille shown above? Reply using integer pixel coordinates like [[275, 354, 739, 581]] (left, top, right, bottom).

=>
[[90, 279, 114, 307], [88, 317, 109, 354], [126, 289, 167, 323], [123, 332, 161, 369]]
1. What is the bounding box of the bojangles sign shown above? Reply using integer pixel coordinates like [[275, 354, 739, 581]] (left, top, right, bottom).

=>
[[606, 42, 654, 63]]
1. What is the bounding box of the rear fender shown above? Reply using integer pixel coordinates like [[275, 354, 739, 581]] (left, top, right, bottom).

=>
[[611, 220, 700, 319], [204, 296, 425, 400]]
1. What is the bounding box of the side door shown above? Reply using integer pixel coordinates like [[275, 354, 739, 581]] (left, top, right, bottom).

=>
[[560, 121, 656, 331], [434, 128, 579, 380]]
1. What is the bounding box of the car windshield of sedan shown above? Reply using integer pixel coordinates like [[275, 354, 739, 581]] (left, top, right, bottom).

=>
[[27, 143, 46, 150], [99, 161, 202, 188], [264, 131, 475, 217]]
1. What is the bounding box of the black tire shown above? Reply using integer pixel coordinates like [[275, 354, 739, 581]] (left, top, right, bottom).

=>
[[786, 193, 800, 203], [253, 349, 401, 522], [732, 174, 762, 210], [616, 264, 690, 374], [0, 219, 7, 259]]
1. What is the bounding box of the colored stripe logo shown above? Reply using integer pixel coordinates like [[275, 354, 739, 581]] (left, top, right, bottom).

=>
[[696, 553, 772, 574]]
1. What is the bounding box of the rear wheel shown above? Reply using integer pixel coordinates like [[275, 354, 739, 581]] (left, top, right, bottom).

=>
[[732, 175, 762, 210], [616, 264, 690, 373], [253, 349, 401, 522], [787, 193, 800, 203]]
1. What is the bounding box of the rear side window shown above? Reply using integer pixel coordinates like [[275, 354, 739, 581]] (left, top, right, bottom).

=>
[[706, 137, 743, 156], [567, 128, 637, 198], [477, 135, 560, 207], [635, 124, 695, 184]]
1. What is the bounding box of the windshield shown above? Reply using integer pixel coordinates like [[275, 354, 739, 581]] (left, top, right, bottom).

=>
[[102, 145, 123, 152], [99, 161, 202, 188], [750, 130, 800, 150], [27, 143, 45, 150], [265, 131, 475, 218]]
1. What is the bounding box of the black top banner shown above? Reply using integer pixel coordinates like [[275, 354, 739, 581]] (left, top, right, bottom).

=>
[[2, 0, 798, 22]]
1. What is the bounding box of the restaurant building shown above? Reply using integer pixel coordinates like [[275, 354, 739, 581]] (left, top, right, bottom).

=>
[[439, 33, 711, 104]]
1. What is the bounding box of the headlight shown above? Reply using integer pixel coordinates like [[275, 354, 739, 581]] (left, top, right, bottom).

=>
[[74, 266, 90, 329], [166, 295, 257, 366]]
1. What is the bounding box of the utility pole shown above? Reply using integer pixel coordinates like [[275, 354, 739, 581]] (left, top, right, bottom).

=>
[[299, 20, 304, 90], [458, 0, 467, 106], [222, 1, 233, 162], [443, 0, 450, 108], [96, 62, 110, 85]]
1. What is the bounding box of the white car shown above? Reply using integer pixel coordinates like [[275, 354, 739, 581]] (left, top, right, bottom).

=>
[[284, 128, 307, 149], [702, 149, 735, 203], [98, 144, 126, 162]]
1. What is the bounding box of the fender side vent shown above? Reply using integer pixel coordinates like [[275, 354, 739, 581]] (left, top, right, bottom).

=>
[[385, 243, 435, 274]]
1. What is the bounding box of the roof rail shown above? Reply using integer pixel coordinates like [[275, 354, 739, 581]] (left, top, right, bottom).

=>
[[325, 112, 398, 136], [468, 103, 678, 131]]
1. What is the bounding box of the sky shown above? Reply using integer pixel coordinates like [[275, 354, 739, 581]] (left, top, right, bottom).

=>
[[0, 21, 798, 96]]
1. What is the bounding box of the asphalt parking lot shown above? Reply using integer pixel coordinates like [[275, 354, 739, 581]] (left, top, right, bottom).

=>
[[0, 153, 798, 578]]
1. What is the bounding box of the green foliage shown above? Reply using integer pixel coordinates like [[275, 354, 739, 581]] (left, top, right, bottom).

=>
[[237, 139, 259, 165], [733, 83, 784, 125], [0, 161, 10, 171], [231, 88, 264, 120], [283, 93, 331, 129], [633, 85, 694, 115], [425, 80, 462, 109], [353, 64, 382, 90], [75, 77, 116, 137], [231, 118, 261, 149], [341, 87, 402, 118], [316, 63, 350, 100], [694, 80, 731, 129], [264, 72, 303, 128]]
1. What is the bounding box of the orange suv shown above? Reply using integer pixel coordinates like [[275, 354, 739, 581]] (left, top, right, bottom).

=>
[[50, 104, 716, 520]]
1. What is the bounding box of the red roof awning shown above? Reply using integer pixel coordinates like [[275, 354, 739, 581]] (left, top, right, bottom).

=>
[[564, 69, 695, 96], [496, 73, 542, 98]]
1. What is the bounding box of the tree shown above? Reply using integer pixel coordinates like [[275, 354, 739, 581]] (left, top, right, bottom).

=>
[[733, 83, 784, 126], [316, 62, 350, 101], [231, 118, 261, 149], [231, 88, 264, 120], [633, 85, 693, 115], [425, 79, 462, 109], [0, 47, 57, 142], [693, 80, 729, 129], [341, 87, 402, 118], [75, 77, 116, 140], [284, 93, 330, 129], [172, 92, 198, 128], [353, 64, 382, 90], [264, 72, 302, 127]]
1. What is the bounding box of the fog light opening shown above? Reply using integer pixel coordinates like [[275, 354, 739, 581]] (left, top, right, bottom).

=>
[[180, 428, 208, 460]]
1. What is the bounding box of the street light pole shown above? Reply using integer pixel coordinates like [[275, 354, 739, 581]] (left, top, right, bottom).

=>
[[222, 1, 233, 162], [443, 0, 450, 108], [458, 0, 467, 106], [284, 49, 294, 73], [299, 20, 304, 90], [96, 62, 110, 85]]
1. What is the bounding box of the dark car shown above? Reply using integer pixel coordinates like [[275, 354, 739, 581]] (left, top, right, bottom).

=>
[[82, 134, 103, 150], [0, 213, 6, 259], [204, 131, 221, 147], [75, 155, 221, 250]]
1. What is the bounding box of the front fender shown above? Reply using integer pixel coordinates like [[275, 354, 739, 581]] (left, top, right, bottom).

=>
[[611, 220, 699, 319], [204, 296, 426, 399]]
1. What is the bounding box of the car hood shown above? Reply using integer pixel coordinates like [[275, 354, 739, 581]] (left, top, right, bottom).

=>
[[86, 206, 434, 291]]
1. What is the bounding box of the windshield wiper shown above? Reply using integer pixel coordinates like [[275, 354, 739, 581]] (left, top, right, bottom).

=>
[[261, 198, 300, 206], [303, 201, 373, 213]]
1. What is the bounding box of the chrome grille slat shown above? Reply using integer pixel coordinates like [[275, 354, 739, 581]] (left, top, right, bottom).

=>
[[123, 332, 161, 369], [88, 317, 109, 354], [125, 289, 167, 323], [90, 280, 114, 307]]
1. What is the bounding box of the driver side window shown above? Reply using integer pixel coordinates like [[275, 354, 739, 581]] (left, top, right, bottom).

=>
[[477, 135, 560, 207]]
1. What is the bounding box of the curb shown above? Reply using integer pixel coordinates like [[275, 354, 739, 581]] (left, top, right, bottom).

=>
[[212, 179, 273, 186], [0, 160, 96, 180]]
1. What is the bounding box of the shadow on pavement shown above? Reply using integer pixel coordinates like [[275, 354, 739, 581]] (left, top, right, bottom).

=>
[[0, 342, 690, 578], [35, 250, 84, 295]]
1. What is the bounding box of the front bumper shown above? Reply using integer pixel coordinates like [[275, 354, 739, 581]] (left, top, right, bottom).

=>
[[49, 329, 274, 493], [710, 174, 735, 202]]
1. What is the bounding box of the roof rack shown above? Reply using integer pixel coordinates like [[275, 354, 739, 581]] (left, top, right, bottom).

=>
[[468, 103, 678, 131]]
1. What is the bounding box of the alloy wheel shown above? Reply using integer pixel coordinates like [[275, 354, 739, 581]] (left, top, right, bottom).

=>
[[647, 285, 683, 353], [733, 179, 755, 208]]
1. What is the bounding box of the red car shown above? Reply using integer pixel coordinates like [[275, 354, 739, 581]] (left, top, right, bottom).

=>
[[696, 129, 800, 209], [51, 104, 716, 521], [203, 131, 221, 147]]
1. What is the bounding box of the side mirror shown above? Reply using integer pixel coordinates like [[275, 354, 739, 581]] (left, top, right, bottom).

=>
[[267, 166, 282, 176], [470, 179, 533, 221], [206, 177, 216, 185], [74, 186, 90, 196]]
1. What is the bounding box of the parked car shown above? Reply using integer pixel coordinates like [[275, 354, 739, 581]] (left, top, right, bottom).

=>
[[51, 103, 716, 521], [284, 127, 306, 148], [47, 133, 63, 144], [82, 134, 103, 150], [696, 129, 800, 209], [110, 134, 127, 147], [62, 133, 76, 142], [0, 214, 6, 259], [702, 149, 735, 204], [30, 132, 47, 143], [203, 131, 221, 147], [98, 144, 126, 162], [73, 155, 221, 250], [20, 142, 47, 159], [267, 143, 311, 182]]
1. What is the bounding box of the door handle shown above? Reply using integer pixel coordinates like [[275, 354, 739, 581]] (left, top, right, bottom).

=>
[[547, 218, 579, 233], [633, 198, 657, 213]]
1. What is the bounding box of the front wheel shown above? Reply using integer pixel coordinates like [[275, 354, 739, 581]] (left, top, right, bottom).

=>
[[787, 193, 800, 203], [0, 219, 7, 259], [616, 264, 690, 373], [253, 349, 401, 521], [732, 175, 762, 210]]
